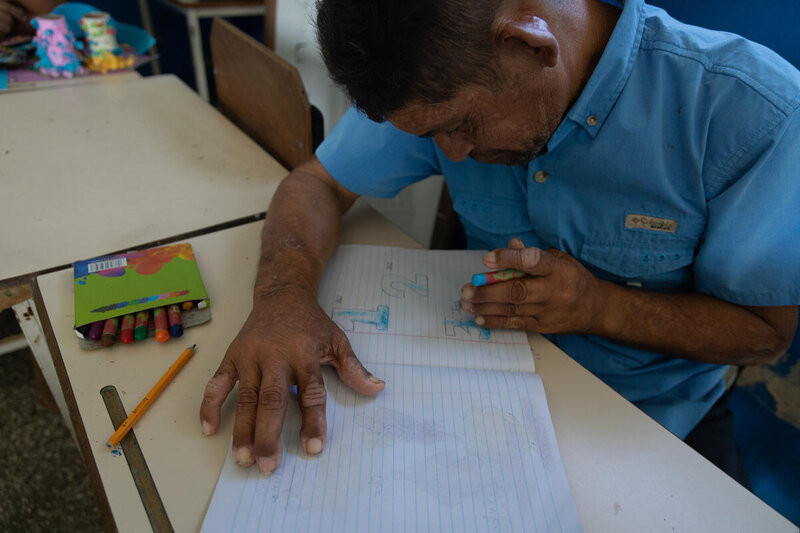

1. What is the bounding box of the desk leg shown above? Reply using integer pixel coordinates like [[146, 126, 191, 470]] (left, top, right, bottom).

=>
[[186, 10, 210, 101], [137, 0, 162, 75], [12, 298, 74, 440]]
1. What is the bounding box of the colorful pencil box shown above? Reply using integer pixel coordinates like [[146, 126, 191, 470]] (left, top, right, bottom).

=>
[[73, 243, 211, 350]]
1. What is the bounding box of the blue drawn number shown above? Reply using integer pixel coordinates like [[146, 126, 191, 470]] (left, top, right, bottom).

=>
[[444, 319, 491, 340], [381, 273, 429, 298], [333, 305, 390, 332]]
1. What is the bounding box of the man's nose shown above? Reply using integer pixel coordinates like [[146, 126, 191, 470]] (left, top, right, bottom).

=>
[[433, 132, 475, 162]]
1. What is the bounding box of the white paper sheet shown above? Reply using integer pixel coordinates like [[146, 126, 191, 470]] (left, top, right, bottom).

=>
[[319, 246, 535, 373], [201, 246, 581, 532]]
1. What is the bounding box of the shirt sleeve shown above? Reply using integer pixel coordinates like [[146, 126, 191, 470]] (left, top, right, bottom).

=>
[[694, 105, 800, 306], [315, 106, 441, 198]]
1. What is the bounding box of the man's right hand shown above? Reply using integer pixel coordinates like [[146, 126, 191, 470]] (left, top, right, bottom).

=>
[[199, 287, 385, 475]]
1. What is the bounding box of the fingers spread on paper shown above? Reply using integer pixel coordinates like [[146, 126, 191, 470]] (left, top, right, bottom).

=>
[[200, 292, 385, 476]]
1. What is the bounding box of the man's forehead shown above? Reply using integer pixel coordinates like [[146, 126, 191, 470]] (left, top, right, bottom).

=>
[[387, 98, 465, 135]]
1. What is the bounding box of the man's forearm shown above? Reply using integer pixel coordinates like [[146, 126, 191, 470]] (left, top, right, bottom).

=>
[[202, 160, 379, 466], [254, 162, 354, 301], [594, 283, 797, 366]]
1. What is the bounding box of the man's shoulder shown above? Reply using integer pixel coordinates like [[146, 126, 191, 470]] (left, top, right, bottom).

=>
[[638, 4, 800, 116]]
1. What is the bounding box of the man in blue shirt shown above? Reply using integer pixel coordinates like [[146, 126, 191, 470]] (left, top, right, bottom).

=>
[[200, 0, 800, 483]]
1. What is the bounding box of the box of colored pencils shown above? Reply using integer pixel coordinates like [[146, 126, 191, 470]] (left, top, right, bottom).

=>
[[73, 243, 210, 350]]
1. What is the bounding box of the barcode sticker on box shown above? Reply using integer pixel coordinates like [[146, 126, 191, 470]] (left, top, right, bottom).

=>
[[87, 258, 127, 273]]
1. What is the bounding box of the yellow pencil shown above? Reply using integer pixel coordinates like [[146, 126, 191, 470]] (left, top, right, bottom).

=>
[[106, 344, 197, 448]]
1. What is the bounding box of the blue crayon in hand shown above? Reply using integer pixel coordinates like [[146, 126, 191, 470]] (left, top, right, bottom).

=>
[[167, 304, 184, 338], [471, 269, 527, 287]]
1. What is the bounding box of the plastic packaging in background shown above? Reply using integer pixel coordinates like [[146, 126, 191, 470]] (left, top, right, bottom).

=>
[[53, 3, 156, 55]]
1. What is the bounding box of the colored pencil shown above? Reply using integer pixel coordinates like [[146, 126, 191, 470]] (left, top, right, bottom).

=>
[[106, 344, 197, 448], [471, 269, 527, 287]]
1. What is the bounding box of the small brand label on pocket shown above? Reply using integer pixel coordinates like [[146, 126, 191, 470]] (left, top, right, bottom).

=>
[[625, 214, 678, 233]]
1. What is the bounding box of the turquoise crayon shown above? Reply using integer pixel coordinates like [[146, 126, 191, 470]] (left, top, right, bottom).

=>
[[472, 269, 527, 287]]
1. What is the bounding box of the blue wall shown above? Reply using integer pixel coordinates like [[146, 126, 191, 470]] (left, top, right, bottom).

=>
[[649, 0, 800, 68]]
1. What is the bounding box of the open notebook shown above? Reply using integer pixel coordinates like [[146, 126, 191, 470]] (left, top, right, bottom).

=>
[[201, 246, 582, 532]]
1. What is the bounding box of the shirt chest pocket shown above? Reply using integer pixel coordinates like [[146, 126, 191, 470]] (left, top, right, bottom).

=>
[[579, 239, 696, 284], [451, 194, 535, 247]]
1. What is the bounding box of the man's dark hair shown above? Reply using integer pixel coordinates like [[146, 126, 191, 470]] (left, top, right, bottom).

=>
[[316, 0, 502, 121]]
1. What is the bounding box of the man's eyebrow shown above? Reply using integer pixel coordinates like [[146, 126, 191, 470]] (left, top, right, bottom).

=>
[[417, 117, 463, 139]]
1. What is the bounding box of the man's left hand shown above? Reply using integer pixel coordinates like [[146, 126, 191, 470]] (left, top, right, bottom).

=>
[[460, 238, 606, 334]]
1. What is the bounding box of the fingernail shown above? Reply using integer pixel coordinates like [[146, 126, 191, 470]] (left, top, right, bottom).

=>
[[524, 247, 542, 266], [257, 457, 278, 475], [368, 376, 385, 385], [233, 447, 254, 466], [304, 438, 323, 455], [201, 421, 212, 436], [484, 252, 496, 264], [461, 301, 473, 312], [461, 287, 474, 300], [475, 316, 485, 326]]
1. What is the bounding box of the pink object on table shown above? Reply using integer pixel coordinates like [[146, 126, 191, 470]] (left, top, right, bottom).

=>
[[32, 14, 85, 78]]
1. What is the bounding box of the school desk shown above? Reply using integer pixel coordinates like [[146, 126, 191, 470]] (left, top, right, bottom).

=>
[[0, 69, 141, 345], [0, 73, 285, 430], [0, 73, 282, 287], [33, 206, 798, 533]]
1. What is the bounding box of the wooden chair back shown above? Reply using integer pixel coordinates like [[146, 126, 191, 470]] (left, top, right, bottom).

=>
[[210, 17, 312, 170], [263, 0, 276, 49]]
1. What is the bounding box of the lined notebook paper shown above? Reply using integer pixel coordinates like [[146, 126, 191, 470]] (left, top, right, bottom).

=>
[[202, 246, 582, 532]]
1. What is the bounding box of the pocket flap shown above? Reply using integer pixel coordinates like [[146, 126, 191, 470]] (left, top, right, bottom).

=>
[[451, 194, 533, 235], [580, 241, 695, 279]]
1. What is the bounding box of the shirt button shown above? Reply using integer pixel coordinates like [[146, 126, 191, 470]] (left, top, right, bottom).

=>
[[534, 170, 548, 183], [586, 115, 598, 126]]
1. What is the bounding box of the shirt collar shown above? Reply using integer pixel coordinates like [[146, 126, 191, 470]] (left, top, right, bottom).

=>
[[561, 0, 647, 139]]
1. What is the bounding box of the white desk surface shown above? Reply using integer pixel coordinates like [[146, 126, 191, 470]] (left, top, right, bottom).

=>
[[0, 74, 284, 283], [36, 204, 797, 533]]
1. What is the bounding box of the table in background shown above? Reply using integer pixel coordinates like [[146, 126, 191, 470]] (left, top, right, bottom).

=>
[[139, 0, 266, 101], [0, 73, 286, 425], [34, 205, 798, 533]]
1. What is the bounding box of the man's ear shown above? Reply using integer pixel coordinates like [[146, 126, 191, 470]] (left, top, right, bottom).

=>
[[493, 7, 559, 68]]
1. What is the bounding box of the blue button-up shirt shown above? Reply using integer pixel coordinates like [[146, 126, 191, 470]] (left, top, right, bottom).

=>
[[315, 0, 800, 438]]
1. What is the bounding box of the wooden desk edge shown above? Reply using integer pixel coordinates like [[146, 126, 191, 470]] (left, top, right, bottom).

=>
[[2, 213, 267, 296], [32, 279, 119, 533], [0, 277, 33, 310]]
